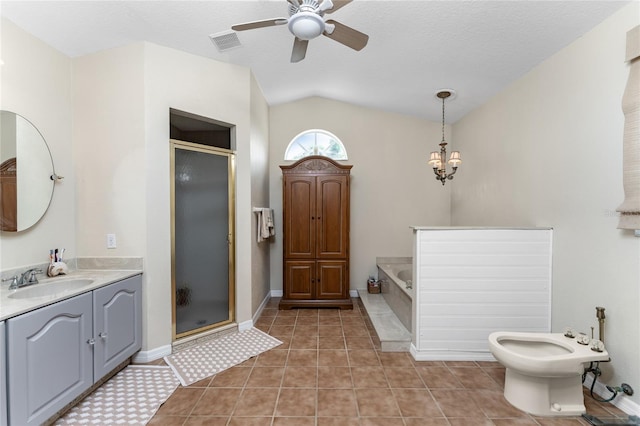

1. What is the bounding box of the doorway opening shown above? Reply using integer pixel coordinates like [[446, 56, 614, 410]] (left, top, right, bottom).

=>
[[170, 109, 236, 340]]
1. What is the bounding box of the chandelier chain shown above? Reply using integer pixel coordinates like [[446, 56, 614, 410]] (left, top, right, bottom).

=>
[[441, 96, 445, 143]]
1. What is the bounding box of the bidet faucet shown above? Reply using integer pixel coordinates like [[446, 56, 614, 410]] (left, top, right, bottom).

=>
[[596, 306, 606, 344]]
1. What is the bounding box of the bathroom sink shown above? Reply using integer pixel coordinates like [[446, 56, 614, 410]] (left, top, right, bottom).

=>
[[8, 279, 95, 299]]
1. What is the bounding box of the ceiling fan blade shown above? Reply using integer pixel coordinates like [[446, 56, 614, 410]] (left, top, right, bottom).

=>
[[324, 0, 352, 14], [291, 37, 309, 63], [323, 19, 368, 51], [232, 18, 288, 32]]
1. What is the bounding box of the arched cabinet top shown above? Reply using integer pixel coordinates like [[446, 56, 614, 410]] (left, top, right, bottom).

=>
[[280, 155, 352, 175]]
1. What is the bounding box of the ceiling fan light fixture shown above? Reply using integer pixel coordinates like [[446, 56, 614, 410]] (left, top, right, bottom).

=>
[[288, 11, 325, 40]]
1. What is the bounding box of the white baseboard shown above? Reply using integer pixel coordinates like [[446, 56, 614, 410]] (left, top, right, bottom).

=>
[[238, 319, 253, 331], [253, 292, 271, 324], [583, 373, 640, 416], [132, 344, 172, 363], [410, 343, 495, 362], [349, 290, 359, 298]]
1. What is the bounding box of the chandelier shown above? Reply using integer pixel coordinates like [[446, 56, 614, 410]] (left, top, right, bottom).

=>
[[428, 90, 461, 185]]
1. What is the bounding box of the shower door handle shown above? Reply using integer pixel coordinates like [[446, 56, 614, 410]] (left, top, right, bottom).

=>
[[227, 234, 232, 245]]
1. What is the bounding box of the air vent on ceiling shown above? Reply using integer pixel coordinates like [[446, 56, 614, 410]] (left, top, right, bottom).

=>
[[209, 31, 242, 52]]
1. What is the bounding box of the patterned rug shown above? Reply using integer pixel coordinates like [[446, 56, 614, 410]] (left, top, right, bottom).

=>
[[164, 327, 283, 386], [55, 365, 179, 425]]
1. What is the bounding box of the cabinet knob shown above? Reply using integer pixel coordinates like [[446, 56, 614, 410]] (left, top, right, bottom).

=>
[[99, 332, 108, 339], [311, 216, 315, 220], [87, 338, 96, 346]]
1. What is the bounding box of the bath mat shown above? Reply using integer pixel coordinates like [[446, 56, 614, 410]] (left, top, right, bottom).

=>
[[164, 327, 282, 387], [55, 365, 179, 425]]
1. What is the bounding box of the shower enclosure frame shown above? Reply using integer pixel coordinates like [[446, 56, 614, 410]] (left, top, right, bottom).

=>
[[170, 139, 236, 341]]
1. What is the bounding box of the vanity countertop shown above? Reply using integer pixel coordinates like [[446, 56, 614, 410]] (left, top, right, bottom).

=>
[[0, 269, 142, 321]]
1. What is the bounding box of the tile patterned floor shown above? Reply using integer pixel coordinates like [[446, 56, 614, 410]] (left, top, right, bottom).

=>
[[145, 298, 627, 425]]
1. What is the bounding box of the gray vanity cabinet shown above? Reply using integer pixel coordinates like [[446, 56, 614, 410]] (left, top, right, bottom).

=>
[[1, 321, 6, 426], [93, 275, 142, 380], [7, 292, 93, 426], [5, 274, 142, 425]]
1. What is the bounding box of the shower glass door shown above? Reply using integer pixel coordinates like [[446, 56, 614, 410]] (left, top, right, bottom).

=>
[[171, 140, 235, 339]]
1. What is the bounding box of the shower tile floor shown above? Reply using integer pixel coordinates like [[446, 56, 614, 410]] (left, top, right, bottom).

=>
[[143, 298, 627, 425]]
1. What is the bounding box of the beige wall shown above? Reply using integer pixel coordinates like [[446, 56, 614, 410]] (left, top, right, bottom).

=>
[[269, 97, 452, 293], [73, 42, 267, 352], [249, 74, 272, 314], [452, 2, 640, 405], [0, 18, 74, 269], [4, 18, 269, 353]]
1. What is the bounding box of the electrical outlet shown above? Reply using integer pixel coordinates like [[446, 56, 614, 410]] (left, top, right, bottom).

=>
[[106, 234, 117, 249]]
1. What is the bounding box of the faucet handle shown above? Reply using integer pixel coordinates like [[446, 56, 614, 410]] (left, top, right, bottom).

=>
[[2, 276, 19, 289], [25, 269, 42, 284]]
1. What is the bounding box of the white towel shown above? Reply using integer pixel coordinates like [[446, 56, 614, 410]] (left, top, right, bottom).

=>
[[257, 208, 275, 242], [264, 208, 275, 237]]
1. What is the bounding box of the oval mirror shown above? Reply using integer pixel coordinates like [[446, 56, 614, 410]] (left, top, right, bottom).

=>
[[0, 111, 55, 232]]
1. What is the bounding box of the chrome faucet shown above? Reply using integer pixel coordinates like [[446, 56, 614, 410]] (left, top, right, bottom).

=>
[[2, 268, 43, 290]]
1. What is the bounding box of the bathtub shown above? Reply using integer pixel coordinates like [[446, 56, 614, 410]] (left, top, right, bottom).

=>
[[376, 257, 412, 332]]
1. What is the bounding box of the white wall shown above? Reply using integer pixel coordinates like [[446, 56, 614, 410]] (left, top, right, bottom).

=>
[[269, 97, 451, 293], [452, 2, 640, 405], [0, 18, 74, 270]]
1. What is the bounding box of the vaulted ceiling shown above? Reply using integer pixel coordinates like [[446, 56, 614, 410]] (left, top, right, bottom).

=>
[[0, 0, 630, 122]]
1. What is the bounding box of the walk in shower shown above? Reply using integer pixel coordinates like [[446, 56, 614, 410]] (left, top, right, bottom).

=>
[[171, 136, 235, 340]]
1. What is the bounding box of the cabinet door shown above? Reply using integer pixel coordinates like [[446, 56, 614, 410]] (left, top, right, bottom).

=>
[[316, 175, 349, 258], [316, 260, 348, 299], [7, 293, 93, 426], [93, 275, 142, 380], [284, 176, 316, 258], [284, 261, 316, 299]]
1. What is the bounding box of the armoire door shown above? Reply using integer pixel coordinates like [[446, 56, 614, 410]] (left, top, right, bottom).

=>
[[283, 260, 315, 299], [316, 260, 348, 299], [316, 175, 349, 258], [283, 175, 316, 259]]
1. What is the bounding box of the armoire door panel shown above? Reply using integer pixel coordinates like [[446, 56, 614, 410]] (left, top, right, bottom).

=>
[[284, 176, 316, 258], [316, 175, 348, 258], [316, 261, 348, 299], [284, 261, 315, 299]]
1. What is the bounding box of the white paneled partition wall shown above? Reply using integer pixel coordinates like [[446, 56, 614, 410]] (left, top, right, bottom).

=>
[[411, 227, 553, 361]]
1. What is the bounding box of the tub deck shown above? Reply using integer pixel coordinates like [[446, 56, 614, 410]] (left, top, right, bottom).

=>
[[358, 289, 411, 352]]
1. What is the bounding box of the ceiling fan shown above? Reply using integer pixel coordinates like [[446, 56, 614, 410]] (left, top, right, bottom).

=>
[[231, 0, 369, 63]]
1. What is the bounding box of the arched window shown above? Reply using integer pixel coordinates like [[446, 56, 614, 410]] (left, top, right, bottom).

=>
[[284, 129, 348, 161]]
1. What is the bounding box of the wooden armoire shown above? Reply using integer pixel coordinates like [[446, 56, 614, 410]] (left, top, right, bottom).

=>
[[279, 156, 353, 309]]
